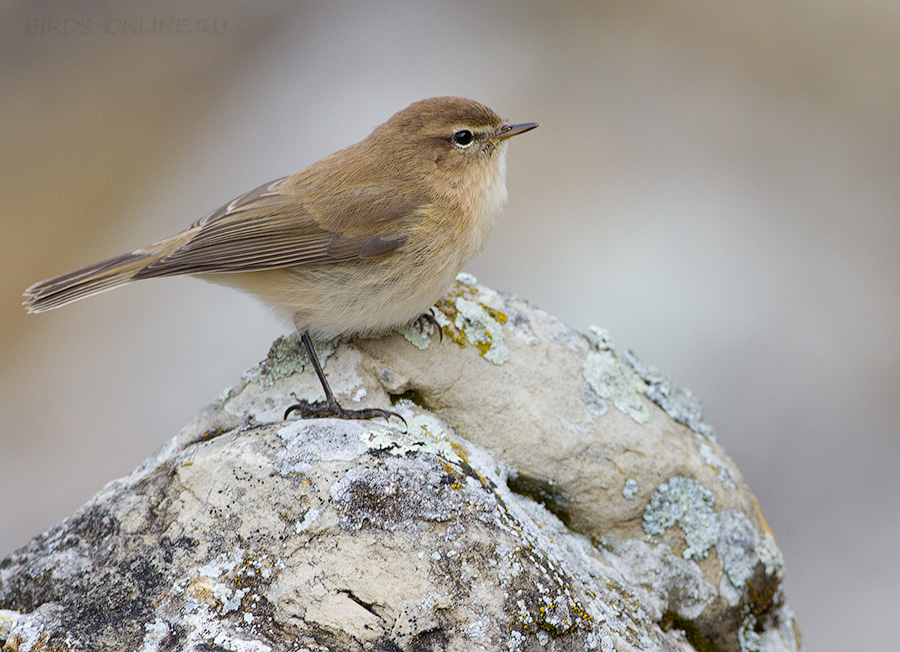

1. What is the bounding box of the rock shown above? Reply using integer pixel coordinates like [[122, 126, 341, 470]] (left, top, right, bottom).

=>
[[0, 277, 801, 651]]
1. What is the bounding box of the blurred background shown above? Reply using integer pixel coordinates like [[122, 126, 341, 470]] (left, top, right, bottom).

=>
[[2, 1, 898, 649]]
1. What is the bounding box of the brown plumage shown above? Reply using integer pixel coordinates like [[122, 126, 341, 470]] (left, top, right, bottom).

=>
[[24, 97, 537, 420]]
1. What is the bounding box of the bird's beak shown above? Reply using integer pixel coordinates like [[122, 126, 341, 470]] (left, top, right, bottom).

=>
[[491, 122, 539, 141]]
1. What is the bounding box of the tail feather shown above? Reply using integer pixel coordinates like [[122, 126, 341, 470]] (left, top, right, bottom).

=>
[[23, 250, 161, 313]]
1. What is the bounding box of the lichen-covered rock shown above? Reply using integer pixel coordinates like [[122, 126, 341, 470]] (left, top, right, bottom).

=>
[[0, 276, 801, 651]]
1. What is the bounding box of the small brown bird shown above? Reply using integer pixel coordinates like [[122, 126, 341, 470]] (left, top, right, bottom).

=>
[[24, 97, 537, 421]]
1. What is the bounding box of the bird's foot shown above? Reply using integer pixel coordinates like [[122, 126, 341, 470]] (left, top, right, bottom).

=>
[[413, 310, 443, 342], [284, 396, 406, 427]]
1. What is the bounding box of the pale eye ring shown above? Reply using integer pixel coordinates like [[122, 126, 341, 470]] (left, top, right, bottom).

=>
[[451, 129, 474, 148]]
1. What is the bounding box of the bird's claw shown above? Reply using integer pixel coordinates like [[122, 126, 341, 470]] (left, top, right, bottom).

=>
[[413, 310, 443, 343], [284, 396, 407, 429]]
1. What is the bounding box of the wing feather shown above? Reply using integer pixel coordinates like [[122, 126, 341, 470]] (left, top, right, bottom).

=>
[[134, 179, 423, 279]]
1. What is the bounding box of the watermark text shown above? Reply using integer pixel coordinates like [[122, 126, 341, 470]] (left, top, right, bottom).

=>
[[26, 16, 227, 36]]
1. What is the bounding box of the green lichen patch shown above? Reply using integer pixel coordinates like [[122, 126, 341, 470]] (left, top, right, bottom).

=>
[[738, 612, 761, 652], [242, 333, 337, 389], [582, 325, 719, 438], [454, 298, 509, 363], [643, 476, 720, 560], [756, 531, 784, 580], [621, 349, 717, 442], [432, 276, 510, 365], [398, 320, 436, 350], [583, 349, 649, 424], [622, 478, 639, 500], [718, 510, 759, 589]]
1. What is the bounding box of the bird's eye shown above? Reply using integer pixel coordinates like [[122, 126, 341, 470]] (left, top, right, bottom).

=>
[[451, 130, 474, 147]]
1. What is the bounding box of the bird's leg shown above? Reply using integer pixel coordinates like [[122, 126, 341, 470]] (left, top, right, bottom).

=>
[[284, 332, 405, 425]]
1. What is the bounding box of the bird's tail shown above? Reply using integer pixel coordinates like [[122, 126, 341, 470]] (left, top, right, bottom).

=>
[[23, 248, 166, 313]]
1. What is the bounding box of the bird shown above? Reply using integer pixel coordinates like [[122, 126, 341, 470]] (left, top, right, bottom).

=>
[[24, 96, 538, 422]]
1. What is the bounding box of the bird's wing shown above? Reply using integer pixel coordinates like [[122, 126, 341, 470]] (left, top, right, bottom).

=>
[[134, 178, 421, 278]]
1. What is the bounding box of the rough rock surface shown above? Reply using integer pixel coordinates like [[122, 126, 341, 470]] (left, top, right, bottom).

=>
[[0, 276, 801, 651]]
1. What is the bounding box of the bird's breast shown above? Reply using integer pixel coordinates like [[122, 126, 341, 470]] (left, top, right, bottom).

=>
[[449, 145, 510, 263]]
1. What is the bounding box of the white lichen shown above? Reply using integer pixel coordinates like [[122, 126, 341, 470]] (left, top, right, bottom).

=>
[[610, 539, 715, 621], [699, 442, 736, 489], [756, 531, 785, 580], [362, 405, 462, 463], [621, 349, 717, 442], [456, 272, 478, 286], [583, 350, 649, 424], [718, 510, 759, 587], [0, 610, 22, 640], [642, 476, 720, 560], [399, 320, 436, 350], [136, 617, 171, 652], [738, 613, 762, 652]]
